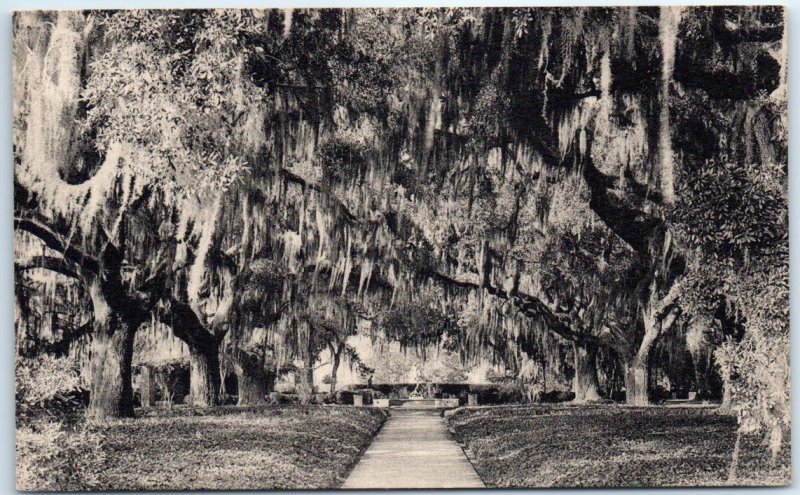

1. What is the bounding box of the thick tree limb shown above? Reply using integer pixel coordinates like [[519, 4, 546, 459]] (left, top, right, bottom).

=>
[[18, 320, 92, 358], [418, 261, 606, 348], [15, 255, 81, 280], [581, 154, 665, 255], [14, 218, 100, 276], [157, 296, 222, 351], [280, 168, 359, 223]]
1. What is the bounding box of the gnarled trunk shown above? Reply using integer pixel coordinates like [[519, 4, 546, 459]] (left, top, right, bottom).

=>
[[188, 341, 221, 407], [624, 357, 650, 406], [624, 292, 681, 405], [161, 300, 225, 407], [572, 341, 601, 403], [233, 352, 267, 406], [236, 367, 267, 405], [87, 319, 137, 418], [624, 321, 659, 406], [297, 366, 314, 404], [86, 281, 138, 419]]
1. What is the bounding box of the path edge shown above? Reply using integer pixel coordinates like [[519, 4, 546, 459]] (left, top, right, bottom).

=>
[[336, 407, 392, 489]]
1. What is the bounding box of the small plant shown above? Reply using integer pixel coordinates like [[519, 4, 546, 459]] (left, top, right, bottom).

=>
[[15, 355, 85, 426], [16, 355, 106, 490], [16, 421, 106, 491]]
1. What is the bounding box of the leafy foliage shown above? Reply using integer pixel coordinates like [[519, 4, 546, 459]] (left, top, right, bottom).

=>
[[15, 355, 105, 491], [16, 421, 107, 491], [674, 160, 786, 262], [16, 355, 86, 425]]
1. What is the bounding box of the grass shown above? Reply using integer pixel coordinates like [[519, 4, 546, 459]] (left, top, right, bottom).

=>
[[446, 405, 791, 488], [92, 405, 387, 490]]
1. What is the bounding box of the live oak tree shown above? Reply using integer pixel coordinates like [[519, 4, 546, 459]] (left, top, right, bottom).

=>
[[15, 11, 160, 417]]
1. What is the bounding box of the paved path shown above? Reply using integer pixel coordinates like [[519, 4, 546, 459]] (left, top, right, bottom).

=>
[[342, 410, 485, 489]]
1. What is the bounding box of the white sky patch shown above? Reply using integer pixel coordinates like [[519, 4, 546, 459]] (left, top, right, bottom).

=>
[[283, 8, 294, 37]]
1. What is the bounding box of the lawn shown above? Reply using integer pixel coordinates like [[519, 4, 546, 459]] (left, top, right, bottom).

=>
[[93, 405, 387, 490], [446, 405, 790, 488]]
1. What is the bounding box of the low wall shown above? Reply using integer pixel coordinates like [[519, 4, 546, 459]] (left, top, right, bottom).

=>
[[372, 398, 460, 409]]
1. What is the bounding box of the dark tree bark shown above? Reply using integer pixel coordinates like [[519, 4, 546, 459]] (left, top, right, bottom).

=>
[[86, 279, 144, 419], [329, 342, 344, 395], [187, 340, 222, 407], [236, 368, 267, 405], [572, 341, 601, 403], [160, 299, 227, 407], [16, 211, 151, 419], [233, 351, 268, 406], [87, 319, 137, 418]]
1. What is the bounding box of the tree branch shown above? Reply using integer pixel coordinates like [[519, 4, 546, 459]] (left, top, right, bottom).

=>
[[14, 218, 99, 276], [15, 255, 81, 280]]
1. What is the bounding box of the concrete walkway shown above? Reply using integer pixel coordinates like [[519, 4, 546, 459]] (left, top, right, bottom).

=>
[[342, 410, 485, 489]]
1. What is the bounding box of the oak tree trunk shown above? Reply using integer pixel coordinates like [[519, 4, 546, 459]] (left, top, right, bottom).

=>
[[236, 368, 267, 406], [188, 342, 221, 407], [234, 352, 267, 406], [329, 345, 343, 395], [624, 322, 660, 406], [572, 341, 601, 403], [297, 357, 314, 405], [86, 280, 140, 419], [87, 319, 137, 419], [624, 358, 650, 406]]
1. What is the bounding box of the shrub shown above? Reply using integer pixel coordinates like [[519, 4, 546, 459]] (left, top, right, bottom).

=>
[[15, 355, 86, 426], [15, 355, 105, 490], [335, 388, 385, 405], [496, 383, 524, 404], [649, 385, 672, 404], [269, 392, 300, 405], [16, 422, 106, 491], [538, 390, 575, 403]]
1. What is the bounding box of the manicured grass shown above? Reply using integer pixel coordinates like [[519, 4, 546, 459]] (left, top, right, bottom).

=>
[[93, 405, 387, 490], [446, 405, 790, 488]]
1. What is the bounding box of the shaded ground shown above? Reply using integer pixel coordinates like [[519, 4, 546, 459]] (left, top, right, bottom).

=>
[[446, 405, 790, 488], [342, 410, 484, 489], [94, 405, 387, 490]]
